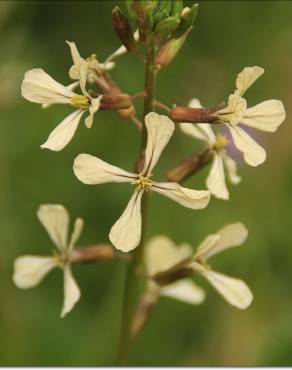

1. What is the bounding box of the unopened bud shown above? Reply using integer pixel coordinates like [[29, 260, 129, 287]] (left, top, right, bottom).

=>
[[100, 93, 133, 110], [170, 105, 216, 123], [118, 105, 136, 119], [156, 28, 189, 67], [112, 6, 136, 53]]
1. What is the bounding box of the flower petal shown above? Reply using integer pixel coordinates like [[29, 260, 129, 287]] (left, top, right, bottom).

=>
[[216, 94, 247, 125], [195, 222, 248, 260], [145, 235, 192, 275], [109, 189, 143, 252], [143, 112, 175, 174], [180, 122, 215, 144], [84, 96, 102, 129], [160, 279, 205, 305], [73, 154, 136, 185], [240, 100, 285, 132], [37, 204, 69, 251], [152, 181, 211, 209], [41, 109, 85, 151], [202, 269, 253, 309], [229, 125, 266, 166], [235, 66, 264, 96], [206, 154, 229, 200], [13, 255, 58, 289], [221, 151, 241, 185], [68, 218, 84, 251], [42, 81, 80, 109], [66, 41, 88, 93], [21, 68, 75, 105], [61, 264, 81, 318]]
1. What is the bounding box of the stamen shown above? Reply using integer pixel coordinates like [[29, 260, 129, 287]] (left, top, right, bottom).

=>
[[132, 174, 152, 190], [213, 133, 229, 151], [70, 95, 90, 109]]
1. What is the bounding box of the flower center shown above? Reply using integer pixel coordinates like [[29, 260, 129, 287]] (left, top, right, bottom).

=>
[[213, 134, 229, 151], [70, 95, 90, 109], [133, 174, 152, 190]]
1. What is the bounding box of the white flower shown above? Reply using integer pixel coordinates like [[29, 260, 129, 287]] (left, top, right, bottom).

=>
[[13, 204, 83, 318], [145, 235, 205, 305], [21, 68, 102, 151], [73, 112, 211, 252], [66, 41, 115, 85], [190, 222, 253, 309], [214, 66, 285, 166], [180, 99, 241, 200]]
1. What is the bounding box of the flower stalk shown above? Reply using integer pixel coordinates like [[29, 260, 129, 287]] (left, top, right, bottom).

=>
[[116, 40, 157, 365]]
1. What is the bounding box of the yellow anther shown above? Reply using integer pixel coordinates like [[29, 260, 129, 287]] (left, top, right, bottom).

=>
[[213, 133, 229, 151], [132, 174, 152, 190], [70, 95, 90, 109]]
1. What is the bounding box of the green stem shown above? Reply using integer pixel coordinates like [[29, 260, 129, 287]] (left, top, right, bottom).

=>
[[116, 41, 156, 365]]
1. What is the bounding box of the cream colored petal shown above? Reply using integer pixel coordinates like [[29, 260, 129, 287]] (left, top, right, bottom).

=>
[[145, 235, 192, 275], [21, 68, 75, 105], [152, 181, 211, 210], [13, 255, 58, 289], [68, 218, 84, 251], [194, 234, 220, 261], [66, 41, 84, 69], [73, 154, 136, 185], [240, 100, 285, 132], [221, 151, 241, 185], [61, 264, 81, 318], [109, 189, 144, 252], [143, 112, 175, 174], [206, 154, 229, 200], [37, 204, 69, 251], [84, 96, 102, 128], [202, 269, 253, 309], [78, 62, 88, 95], [195, 222, 248, 260], [216, 94, 247, 125], [99, 61, 115, 71], [41, 109, 85, 151], [42, 81, 80, 109], [180, 123, 215, 144], [160, 279, 205, 305], [229, 125, 266, 166], [235, 66, 264, 96]]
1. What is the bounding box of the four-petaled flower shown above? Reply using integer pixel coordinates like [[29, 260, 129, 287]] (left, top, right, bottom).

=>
[[213, 66, 285, 166], [21, 44, 103, 151], [181, 98, 241, 200], [145, 235, 205, 305], [13, 204, 83, 317], [73, 112, 211, 252], [190, 222, 253, 309], [146, 223, 253, 309]]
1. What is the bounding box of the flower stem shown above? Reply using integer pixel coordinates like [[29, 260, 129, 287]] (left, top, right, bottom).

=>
[[116, 41, 156, 365]]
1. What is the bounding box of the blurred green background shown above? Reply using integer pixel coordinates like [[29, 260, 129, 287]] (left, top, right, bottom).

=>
[[0, 0, 291, 366]]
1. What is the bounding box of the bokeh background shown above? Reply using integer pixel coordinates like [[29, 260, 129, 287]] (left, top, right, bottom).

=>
[[0, 0, 291, 366]]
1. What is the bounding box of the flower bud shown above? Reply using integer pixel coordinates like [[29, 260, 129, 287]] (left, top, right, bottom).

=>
[[170, 105, 216, 123], [112, 6, 136, 53], [155, 28, 189, 67], [100, 93, 133, 110]]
